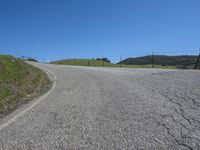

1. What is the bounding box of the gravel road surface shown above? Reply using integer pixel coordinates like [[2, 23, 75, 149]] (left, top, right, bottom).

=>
[[0, 62, 200, 150]]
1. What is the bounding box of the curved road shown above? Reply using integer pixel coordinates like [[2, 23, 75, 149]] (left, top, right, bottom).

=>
[[0, 62, 200, 149]]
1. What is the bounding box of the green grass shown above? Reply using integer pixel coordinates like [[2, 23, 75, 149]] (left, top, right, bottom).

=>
[[50, 59, 176, 69], [51, 59, 114, 67], [0, 55, 51, 117]]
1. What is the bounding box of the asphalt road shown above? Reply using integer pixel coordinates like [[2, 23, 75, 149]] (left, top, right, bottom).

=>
[[0, 62, 200, 150]]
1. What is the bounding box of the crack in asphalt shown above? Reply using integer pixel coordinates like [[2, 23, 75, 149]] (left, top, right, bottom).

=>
[[140, 71, 200, 149]]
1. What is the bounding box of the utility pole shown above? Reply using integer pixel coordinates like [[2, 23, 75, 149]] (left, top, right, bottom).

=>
[[74, 57, 76, 65], [152, 52, 155, 68], [120, 55, 122, 67], [195, 51, 200, 69]]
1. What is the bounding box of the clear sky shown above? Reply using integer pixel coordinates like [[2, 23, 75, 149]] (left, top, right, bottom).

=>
[[0, 0, 200, 62]]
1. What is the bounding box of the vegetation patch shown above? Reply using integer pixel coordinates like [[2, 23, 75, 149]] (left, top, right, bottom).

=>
[[118, 55, 199, 69], [50, 59, 115, 67], [0, 55, 51, 118]]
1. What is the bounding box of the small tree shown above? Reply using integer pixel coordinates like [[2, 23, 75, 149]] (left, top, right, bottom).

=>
[[96, 58, 110, 63]]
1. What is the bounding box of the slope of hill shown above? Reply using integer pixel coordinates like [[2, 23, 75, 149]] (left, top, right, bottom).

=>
[[118, 55, 199, 69], [51, 58, 176, 69], [50, 59, 115, 67], [0, 55, 51, 117]]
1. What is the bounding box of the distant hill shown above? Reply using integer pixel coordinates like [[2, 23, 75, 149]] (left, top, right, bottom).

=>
[[118, 55, 199, 69]]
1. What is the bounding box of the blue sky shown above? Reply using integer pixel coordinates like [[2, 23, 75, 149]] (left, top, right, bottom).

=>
[[0, 0, 200, 62]]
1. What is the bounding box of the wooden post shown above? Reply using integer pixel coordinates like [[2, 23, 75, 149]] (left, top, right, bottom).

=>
[[120, 55, 122, 67], [195, 53, 200, 69], [152, 52, 155, 68], [74, 57, 76, 65]]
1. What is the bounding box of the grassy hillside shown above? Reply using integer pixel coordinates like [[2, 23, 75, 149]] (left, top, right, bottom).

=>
[[119, 55, 199, 69], [51, 58, 178, 69], [0, 55, 51, 117], [51, 59, 115, 67], [50, 58, 177, 69]]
